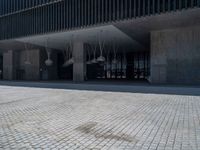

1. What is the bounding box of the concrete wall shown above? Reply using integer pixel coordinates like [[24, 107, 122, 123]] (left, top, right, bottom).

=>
[[73, 42, 86, 82], [18, 49, 40, 80], [3, 49, 40, 80], [2, 49, 59, 81], [3, 50, 15, 80], [150, 26, 200, 84]]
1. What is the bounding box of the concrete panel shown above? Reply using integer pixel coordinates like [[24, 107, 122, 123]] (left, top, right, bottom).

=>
[[3, 49, 41, 81], [3, 50, 14, 80], [25, 49, 40, 80], [73, 42, 86, 82], [17, 49, 40, 80], [150, 26, 200, 84]]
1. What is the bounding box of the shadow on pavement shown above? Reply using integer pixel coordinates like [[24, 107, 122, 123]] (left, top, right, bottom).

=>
[[0, 80, 200, 96]]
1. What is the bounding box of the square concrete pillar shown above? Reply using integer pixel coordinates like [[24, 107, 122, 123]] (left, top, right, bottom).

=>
[[3, 50, 15, 80], [73, 42, 86, 82]]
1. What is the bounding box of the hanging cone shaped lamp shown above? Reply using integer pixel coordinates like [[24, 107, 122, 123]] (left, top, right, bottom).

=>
[[97, 56, 105, 62], [112, 57, 118, 64], [45, 49, 53, 66], [45, 39, 53, 67], [91, 58, 97, 64], [91, 44, 98, 64], [87, 48, 92, 65]]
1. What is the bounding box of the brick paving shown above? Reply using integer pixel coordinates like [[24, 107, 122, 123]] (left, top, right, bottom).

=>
[[0, 84, 200, 150]]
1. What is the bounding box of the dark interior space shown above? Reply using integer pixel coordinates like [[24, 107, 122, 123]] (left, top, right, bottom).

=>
[[86, 51, 150, 81], [57, 52, 73, 80]]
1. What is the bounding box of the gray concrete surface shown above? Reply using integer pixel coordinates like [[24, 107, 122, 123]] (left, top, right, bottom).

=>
[[73, 42, 86, 82], [0, 81, 200, 150], [150, 25, 200, 84], [3, 50, 14, 80], [18, 49, 40, 80], [3, 49, 40, 81]]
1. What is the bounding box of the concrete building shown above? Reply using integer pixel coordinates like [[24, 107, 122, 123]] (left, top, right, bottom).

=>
[[0, 0, 200, 84]]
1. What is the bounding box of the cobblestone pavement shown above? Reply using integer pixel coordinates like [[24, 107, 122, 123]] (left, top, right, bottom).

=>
[[0, 84, 200, 150]]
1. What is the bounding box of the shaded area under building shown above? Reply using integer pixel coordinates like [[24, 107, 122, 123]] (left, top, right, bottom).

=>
[[0, 4, 200, 85]]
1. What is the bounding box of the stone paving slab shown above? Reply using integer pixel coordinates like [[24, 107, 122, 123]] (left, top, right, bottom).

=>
[[0, 84, 200, 150]]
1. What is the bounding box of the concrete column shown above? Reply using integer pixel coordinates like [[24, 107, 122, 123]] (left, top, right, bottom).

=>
[[150, 25, 200, 84], [73, 42, 86, 82], [3, 50, 15, 80]]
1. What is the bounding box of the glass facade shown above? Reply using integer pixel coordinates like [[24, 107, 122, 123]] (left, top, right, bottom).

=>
[[0, 0, 199, 40], [87, 51, 150, 80]]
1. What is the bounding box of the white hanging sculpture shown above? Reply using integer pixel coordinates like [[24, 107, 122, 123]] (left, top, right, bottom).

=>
[[112, 57, 118, 64], [91, 44, 98, 64], [97, 30, 106, 63], [63, 40, 74, 67], [87, 48, 92, 65], [68, 39, 74, 65], [45, 39, 53, 67], [123, 51, 127, 66], [63, 44, 70, 67], [63, 43, 68, 67], [45, 51, 53, 66], [24, 42, 32, 65], [112, 41, 118, 64], [106, 49, 110, 66], [68, 57, 74, 65], [64, 54, 74, 66]]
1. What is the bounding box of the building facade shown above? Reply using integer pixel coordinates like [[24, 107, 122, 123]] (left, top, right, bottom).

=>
[[0, 0, 200, 84]]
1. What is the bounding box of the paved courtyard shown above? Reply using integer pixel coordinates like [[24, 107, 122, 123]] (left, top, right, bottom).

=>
[[0, 82, 200, 150]]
